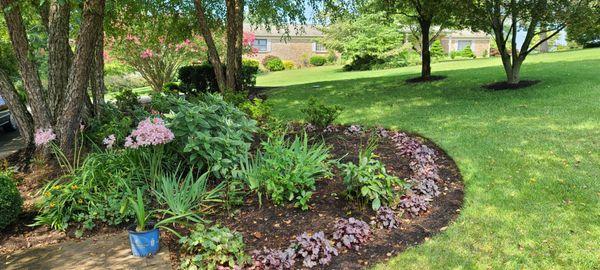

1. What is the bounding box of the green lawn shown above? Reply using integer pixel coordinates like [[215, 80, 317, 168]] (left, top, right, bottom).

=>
[[258, 49, 600, 269], [104, 86, 153, 100]]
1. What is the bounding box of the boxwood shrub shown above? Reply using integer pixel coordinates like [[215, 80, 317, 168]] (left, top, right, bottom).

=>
[[262, 55, 284, 71], [0, 173, 23, 229]]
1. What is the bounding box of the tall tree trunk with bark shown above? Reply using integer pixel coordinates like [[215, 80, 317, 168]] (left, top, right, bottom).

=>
[[0, 70, 34, 145], [47, 0, 72, 120], [90, 31, 106, 118], [1, 0, 52, 129], [194, 0, 227, 93], [56, 0, 105, 156], [420, 19, 432, 79], [225, 0, 244, 92]]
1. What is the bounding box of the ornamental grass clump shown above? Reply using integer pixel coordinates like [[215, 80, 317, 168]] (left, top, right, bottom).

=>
[[292, 231, 338, 268], [332, 218, 371, 250]]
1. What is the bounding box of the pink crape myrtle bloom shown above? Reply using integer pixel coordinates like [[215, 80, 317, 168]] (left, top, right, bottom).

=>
[[243, 32, 255, 46], [124, 117, 174, 149], [34, 128, 56, 146], [103, 134, 116, 149]]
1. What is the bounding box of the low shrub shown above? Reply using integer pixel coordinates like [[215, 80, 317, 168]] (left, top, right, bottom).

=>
[[301, 97, 343, 129], [292, 231, 338, 268], [162, 82, 180, 92], [343, 54, 385, 71], [340, 139, 406, 210], [332, 218, 371, 250], [309, 56, 327, 66], [0, 172, 22, 230], [114, 89, 141, 113], [239, 133, 332, 210], [282, 60, 296, 70], [460, 45, 476, 58], [242, 58, 260, 68], [263, 55, 285, 71], [240, 98, 272, 123], [179, 224, 250, 270], [170, 93, 257, 178], [178, 63, 259, 96]]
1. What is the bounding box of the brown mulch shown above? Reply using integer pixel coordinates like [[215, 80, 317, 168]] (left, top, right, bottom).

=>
[[482, 80, 540, 90], [211, 127, 464, 269], [405, 75, 447, 84]]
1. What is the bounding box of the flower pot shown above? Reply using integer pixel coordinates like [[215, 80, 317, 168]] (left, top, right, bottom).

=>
[[128, 226, 160, 257]]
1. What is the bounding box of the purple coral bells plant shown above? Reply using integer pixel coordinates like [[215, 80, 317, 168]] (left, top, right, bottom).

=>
[[293, 231, 338, 268], [344, 125, 362, 136], [252, 247, 296, 270], [377, 207, 399, 229], [399, 194, 432, 217], [332, 218, 371, 250]]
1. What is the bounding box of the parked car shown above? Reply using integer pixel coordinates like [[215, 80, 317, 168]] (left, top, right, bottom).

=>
[[0, 95, 17, 132]]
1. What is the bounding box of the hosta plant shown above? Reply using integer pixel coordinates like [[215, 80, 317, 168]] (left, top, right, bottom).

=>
[[292, 231, 338, 268], [179, 224, 250, 270], [251, 247, 297, 270], [377, 206, 399, 229], [332, 218, 371, 250], [340, 139, 406, 210], [238, 133, 332, 210]]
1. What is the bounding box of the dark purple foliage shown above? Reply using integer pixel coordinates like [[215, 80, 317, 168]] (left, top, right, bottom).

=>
[[376, 207, 399, 229], [252, 248, 296, 270], [344, 125, 362, 136], [332, 218, 371, 250], [374, 126, 390, 138], [399, 194, 431, 217], [412, 178, 440, 197], [293, 231, 338, 268]]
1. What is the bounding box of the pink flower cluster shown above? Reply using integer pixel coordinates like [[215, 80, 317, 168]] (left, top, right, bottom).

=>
[[126, 34, 141, 45], [140, 49, 154, 59], [124, 117, 174, 149], [243, 32, 255, 46], [34, 128, 56, 146], [103, 134, 116, 149]]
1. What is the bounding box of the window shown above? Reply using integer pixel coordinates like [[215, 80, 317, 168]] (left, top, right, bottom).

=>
[[253, 39, 269, 52], [313, 42, 327, 53], [457, 40, 472, 51]]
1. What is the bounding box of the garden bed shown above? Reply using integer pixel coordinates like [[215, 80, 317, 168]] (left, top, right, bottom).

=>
[[207, 126, 464, 269]]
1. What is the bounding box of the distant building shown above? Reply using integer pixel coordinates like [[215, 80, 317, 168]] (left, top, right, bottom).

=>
[[245, 24, 492, 66]]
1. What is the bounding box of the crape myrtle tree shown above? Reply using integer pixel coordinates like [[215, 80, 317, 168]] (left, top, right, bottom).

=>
[[0, 0, 105, 155], [192, 0, 319, 92], [371, 0, 460, 80], [464, 0, 594, 84]]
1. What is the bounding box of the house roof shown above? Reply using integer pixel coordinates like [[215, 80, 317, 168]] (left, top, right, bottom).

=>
[[244, 24, 324, 37]]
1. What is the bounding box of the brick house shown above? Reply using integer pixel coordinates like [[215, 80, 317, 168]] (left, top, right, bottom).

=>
[[245, 24, 492, 66]]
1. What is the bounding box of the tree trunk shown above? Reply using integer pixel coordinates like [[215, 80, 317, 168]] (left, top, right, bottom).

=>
[[90, 31, 106, 118], [0, 69, 34, 145], [225, 0, 244, 92], [420, 20, 432, 79], [194, 0, 226, 93], [1, 0, 52, 130], [47, 0, 72, 120], [56, 0, 105, 156]]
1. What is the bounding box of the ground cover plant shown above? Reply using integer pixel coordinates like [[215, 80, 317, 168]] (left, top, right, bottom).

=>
[[258, 49, 600, 269]]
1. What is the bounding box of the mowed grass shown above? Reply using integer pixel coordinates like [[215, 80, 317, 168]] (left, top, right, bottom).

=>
[[258, 49, 600, 269]]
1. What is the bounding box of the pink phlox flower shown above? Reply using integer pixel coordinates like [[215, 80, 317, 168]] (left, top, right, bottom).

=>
[[124, 117, 174, 149], [103, 134, 116, 149], [34, 128, 56, 146]]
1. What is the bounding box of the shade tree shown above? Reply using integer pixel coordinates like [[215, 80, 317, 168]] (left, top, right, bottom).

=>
[[463, 0, 594, 84]]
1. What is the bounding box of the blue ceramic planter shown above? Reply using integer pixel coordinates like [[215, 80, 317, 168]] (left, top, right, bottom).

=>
[[128, 227, 160, 257]]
